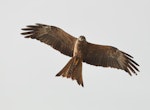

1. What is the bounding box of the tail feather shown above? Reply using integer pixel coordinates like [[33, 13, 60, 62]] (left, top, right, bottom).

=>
[[56, 57, 84, 87]]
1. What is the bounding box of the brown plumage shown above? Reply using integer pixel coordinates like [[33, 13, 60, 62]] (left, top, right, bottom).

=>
[[21, 23, 139, 87]]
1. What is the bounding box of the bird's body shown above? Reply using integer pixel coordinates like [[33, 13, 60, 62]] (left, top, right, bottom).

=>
[[73, 36, 87, 58], [56, 36, 87, 86], [21, 23, 139, 87]]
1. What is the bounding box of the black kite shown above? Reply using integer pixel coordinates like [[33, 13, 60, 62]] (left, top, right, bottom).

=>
[[21, 23, 139, 87]]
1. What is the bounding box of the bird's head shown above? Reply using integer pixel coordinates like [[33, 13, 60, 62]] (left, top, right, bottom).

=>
[[78, 36, 86, 41]]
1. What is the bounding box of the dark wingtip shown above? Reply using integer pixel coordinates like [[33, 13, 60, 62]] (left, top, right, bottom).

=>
[[36, 23, 42, 25], [77, 81, 84, 87], [21, 28, 27, 30], [21, 31, 33, 35], [24, 35, 32, 38], [36, 23, 47, 26], [122, 50, 140, 76], [122, 51, 133, 58], [128, 71, 132, 76], [56, 73, 61, 77]]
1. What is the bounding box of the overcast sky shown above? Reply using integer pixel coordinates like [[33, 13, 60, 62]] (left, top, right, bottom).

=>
[[0, 0, 150, 110]]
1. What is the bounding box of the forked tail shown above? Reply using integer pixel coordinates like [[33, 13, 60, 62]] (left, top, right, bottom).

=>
[[56, 56, 83, 87]]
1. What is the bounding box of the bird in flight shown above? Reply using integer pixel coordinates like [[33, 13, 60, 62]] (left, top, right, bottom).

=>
[[21, 23, 139, 87]]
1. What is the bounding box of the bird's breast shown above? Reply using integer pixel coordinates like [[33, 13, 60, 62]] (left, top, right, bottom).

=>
[[73, 40, 87, 58]]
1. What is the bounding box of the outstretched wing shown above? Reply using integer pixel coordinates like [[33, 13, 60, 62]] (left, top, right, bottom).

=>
[[21, 23, 77, 57], [83, 43, 139, 75]]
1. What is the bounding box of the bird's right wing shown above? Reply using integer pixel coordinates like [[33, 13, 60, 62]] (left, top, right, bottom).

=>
[[21, 23, 77, 57]]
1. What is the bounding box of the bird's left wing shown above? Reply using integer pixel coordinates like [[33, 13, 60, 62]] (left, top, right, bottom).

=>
[[21, 23, 77, 57], [83, 43, 139, 75]]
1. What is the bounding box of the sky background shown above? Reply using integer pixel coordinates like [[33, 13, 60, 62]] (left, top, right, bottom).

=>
[[0, 0, 150, 110]]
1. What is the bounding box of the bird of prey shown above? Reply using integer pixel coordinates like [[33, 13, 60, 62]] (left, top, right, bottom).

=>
[[21, 23, 139, 87]]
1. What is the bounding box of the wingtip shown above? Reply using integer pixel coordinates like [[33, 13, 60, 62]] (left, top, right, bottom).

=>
[[77, 81, 84, 87], [21, 28, 26, 30], [128, 72, 132, 76], [55, 74, 61, 77], [79, 82, 84, 87], [36, 23, 47, 26], [122, 51, 133, 58], [127, 69, 139, 76], [35, 23, 41, 26]]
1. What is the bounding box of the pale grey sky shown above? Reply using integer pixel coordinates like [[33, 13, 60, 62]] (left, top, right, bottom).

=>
[[0, 0, 150, 110]]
